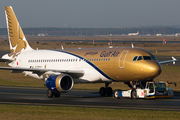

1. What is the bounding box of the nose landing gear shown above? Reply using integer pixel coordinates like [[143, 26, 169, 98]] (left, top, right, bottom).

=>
[[99, 82, 113, 97], [47, 89, 61, 98]]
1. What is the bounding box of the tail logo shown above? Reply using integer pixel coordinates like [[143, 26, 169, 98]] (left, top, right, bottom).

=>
[[5, 6, 27, 53]]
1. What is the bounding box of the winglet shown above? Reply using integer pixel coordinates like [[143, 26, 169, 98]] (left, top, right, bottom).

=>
[[172, 56, 176, 64], [5, 6, 33, 53], [159, 56, 177, 64]]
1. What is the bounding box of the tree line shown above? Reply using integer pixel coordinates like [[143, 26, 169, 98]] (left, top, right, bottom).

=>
[[1, 27, 180, 36]]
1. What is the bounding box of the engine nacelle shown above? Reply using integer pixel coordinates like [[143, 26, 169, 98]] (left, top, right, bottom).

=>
[[46, 74, 74, 93]]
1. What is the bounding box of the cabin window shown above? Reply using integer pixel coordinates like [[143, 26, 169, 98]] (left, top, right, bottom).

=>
[[133, 56, 138, 61], [143, 56, 151, 60], [137, 56, 143, 61]]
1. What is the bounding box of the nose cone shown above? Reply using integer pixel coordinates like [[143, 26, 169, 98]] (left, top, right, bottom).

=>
[[148, 61, 161, 78]]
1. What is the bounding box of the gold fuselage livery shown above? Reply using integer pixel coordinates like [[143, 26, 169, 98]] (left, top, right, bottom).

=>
[[0, 6, 177, 98], [64, 48, 161, 82]]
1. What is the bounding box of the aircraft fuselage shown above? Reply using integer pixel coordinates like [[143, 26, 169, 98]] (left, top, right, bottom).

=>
[[6, 47, 161, 83]]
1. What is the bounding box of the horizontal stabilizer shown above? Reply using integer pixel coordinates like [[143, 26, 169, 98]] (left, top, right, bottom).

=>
[[0, 58, 13, 62]]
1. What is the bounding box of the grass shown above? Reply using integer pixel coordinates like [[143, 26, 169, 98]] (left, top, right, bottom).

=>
[[1, 36, 180, 52], [0, 104, 179, 120]]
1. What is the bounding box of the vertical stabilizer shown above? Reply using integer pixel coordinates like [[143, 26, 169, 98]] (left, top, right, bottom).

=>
[[5, 6, 33, 53]]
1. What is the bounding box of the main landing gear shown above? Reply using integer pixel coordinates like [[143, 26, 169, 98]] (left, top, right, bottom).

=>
[[99, 82, 113, 97], [47, 89, 61, 98]]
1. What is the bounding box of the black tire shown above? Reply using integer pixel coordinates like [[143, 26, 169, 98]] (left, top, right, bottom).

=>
[[114, 90, 120, 99], [107, 87, 113, 96], [131, 89, 137, 99], [54, 92, 61, 97], [47, 89, 53, 98], [99, 87, 106, 96]]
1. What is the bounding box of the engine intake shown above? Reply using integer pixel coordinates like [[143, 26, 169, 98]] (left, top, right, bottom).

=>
[[46, 74, 74, 93]]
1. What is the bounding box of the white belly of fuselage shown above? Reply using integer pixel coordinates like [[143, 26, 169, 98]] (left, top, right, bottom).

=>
[[9, 50, 111, 83]]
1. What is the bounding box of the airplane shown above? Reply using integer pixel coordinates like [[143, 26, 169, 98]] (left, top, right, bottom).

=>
[[128, 31, 139, 36], [0, 6, 177, 99], [163, 38, 167, 44]]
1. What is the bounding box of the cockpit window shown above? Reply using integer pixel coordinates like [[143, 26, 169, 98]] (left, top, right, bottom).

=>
[[133, 56, 138, 61], [143, 56, 151, 60], [133, 55, 152, 61], [150, 55, 156, 60], [137, 56, 143, 61], [148, 52, 156, 60]]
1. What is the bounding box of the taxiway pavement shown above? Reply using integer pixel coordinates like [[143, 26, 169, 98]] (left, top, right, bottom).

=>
[[0, 86, 179, 111]]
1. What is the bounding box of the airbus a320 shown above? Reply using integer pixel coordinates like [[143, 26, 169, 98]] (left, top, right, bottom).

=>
[[0, 6, 177, 99]]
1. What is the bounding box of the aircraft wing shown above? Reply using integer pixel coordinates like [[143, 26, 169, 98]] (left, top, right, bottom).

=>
[[0, 66, 84, 77], [159, 56, 178, 64]]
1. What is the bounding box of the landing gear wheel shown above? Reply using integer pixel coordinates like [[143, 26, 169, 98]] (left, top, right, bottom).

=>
[[106, 87, 113, 96], [47, 89, 53, 98], [131, 89, 137, 99], [99, 87, 106, 96], [114, 90, 120, 99], [54, 92, 60, 97]]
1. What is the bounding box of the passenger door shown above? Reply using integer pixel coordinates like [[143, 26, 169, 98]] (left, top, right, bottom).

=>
[[119, 50, 129, 69]]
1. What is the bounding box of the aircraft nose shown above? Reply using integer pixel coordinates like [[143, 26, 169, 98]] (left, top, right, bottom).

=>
[[148, 62, 161, 78]]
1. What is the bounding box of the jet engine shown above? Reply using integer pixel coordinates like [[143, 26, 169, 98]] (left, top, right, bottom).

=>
[[46, 74, 74, 93]]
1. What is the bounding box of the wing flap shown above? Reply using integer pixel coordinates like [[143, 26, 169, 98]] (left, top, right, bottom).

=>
[[0, 66, 84, 77]]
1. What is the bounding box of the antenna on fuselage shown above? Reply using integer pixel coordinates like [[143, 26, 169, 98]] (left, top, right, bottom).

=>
[[131, 43, 134, 48]]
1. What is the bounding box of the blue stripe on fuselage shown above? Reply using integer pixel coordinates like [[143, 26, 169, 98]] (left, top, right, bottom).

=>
[[52, 50, 115, 81]]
